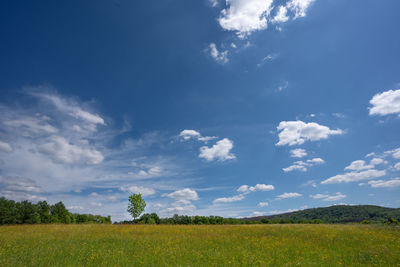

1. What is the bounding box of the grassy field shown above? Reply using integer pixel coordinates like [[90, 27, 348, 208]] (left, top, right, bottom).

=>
[[0, 224, 399, 266]]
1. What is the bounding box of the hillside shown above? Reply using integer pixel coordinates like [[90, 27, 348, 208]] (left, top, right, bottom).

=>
[[246, 205, 400, 223]]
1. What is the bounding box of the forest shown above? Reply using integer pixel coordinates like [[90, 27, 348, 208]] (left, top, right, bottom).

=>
[[0, 197, 111, 224]]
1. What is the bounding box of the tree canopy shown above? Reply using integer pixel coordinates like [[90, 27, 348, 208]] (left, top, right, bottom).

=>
[[127, 193, 146, 220]]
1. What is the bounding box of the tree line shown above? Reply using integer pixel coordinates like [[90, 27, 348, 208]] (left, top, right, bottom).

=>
[[115, 213, 326, 225], [0, 197, 111, 225]]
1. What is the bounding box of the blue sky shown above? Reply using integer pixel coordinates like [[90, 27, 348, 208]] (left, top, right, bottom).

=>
[[0, 0, 399, 221]]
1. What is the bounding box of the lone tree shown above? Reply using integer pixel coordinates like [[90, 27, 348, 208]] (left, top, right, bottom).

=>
[[127, 193, 146, 220]]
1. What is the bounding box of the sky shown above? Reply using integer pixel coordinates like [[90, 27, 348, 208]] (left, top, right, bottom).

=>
[[0, 0, 399, 221]]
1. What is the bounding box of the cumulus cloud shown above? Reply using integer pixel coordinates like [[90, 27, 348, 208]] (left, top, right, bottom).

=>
[[163, 188, 199, 201], [258, 202, 269, 207], [286, 0, 316, 19], [395, 163, 400, 170], [385, 147, 400, 159], [213, 194, 245, 203], [209, 43, 229, 64], [216, 0, 316, 38], [271, 6, 289, 23], [119, 186, 156, 196], [38, 136, 104, 165], [321, 169, 386, 184], [218, 0, 274, 38], [237, 184, 274, 193], [132, 166, 163, 178], [310, 192, 346, 201], [368, 178, 400, 188], [276, 192, 302, 200], [283, 165, 307, 172], [283, 158, 324, 172], [365, 152, 376, 158], [276, 121, 343, 146], [344, 160, 374, 171], [199, 138, 235, 161], [370, 158, 386, 166], [0, 141, 13, 153], [179, 130, 217, 143], [369, 89, 400, 117], [290, 148, 307, 158]]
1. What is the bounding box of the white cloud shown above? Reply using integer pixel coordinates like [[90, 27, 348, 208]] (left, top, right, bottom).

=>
[[251, 211, 265, 216], [218, 0, 274, 38], [199, 138, 235, 161], [365, 152, 376, 158], [276, 192, 302, 200], [164, 188, 199, 201], [179, 129, 217, 143], [286, 0, 316, 19], [237, 184, 274, 193], [32, 92, 105, 126], [179, 130, 201, 140], [321, 169, 387, 184], [258, 202, 269, 207], [283, 164, 307, 172], [310, 193, 328, 199], [277, 81, 289, 92], [290, 148, 307, 158], [369, 89, 400, 117], [237, 185, 250, 192], [251, 184, 275, 191], [38, 136, 104, 165], [215, 0, 316, 38], [3, 116, 58, 136], [132, 166, 163, 178], [164, 204, 196, 216], [385, 147, 400, 159], [0, 141, 13, 153], [276, 121, 343, 146], [283, 158, 324, 172], [119, 186, 156, 196], [271, 6, 289, 23], [0, 176, 42, 193], [257, 54, 278, 67], [301, 180, 317, 188], [310, 192, 346, 201], [344, 160, 374, 171], [368, 178, 400, 188], [307, 158, 324, 164], [209, 43, 229, 64], [268, 208, 299, 215], [370, 158, 386, 166], [213, 194, 245, 203], [395, 163, 400, 170], [90, 202, 102, 207], [0, 190, 46, 202], [209, 0, 219, 7]]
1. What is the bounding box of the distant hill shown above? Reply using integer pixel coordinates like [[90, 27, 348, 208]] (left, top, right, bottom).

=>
[[245, 205, 400, 223]]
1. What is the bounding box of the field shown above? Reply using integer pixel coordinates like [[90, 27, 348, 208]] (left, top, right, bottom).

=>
[[0, 224, 399, 266]]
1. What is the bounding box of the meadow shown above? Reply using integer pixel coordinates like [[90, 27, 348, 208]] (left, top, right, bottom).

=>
[[0, 224, 399, 266]]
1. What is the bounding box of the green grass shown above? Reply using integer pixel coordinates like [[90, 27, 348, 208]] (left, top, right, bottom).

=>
[[0, 224, 399, 266]]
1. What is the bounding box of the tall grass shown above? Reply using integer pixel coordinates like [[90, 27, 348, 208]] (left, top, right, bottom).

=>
[[0, 224, 399, 266]]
